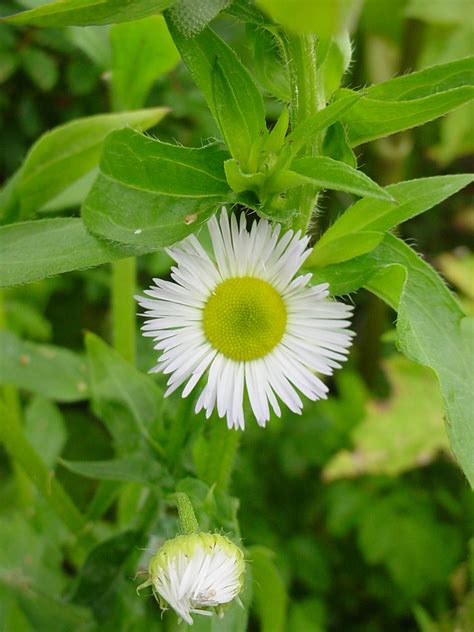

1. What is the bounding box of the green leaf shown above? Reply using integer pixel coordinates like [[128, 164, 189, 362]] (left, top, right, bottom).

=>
[[317, 31, 352, 100], [0, 330, 88, 402], [212, 59, 266, 164], [309, 231, 384, 267], [0, 171, 21, 225], [286, 92, 361, 157], [310, 235, 474, 484], [310, 174, 473, 266], [21, 47, 59, 92], [82, 128, 231, 248], [366, 236, 474, 486], [324, 355, 449, 479], [256, 0, 358, 36], [0, 218, 147, 288], [86, 333, 164, 454], [25, 397, 67, 468], [248, 546, 287, 632], [169, 0, 232, 36], [110, 15, 179, 111], [322, 120, 357, 167], [247, 25, 290, 101], [17, 108, 168, 218], [342, 57, 474, 145], [4, 0, 177, 27], [281, 156, 393, 201], [167, 19, 266, 162], [72, 530, 140, 622], [60, 454, 171, 486]]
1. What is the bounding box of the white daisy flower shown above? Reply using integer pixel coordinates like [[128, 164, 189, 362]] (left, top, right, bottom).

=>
[[137, 208, 354, 429], [141, 532, 245, 625]]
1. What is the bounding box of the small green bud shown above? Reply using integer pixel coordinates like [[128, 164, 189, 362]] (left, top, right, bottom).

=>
[[139, 532, 245, 625]]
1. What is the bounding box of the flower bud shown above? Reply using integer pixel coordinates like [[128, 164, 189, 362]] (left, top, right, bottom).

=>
[[141, 532, 245, 625]]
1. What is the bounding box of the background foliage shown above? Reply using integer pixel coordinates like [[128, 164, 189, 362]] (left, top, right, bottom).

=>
[[0, 1, 473, 631]]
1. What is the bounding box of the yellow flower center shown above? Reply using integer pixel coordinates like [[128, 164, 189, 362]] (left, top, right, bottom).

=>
[[202, 276, 287, 361]]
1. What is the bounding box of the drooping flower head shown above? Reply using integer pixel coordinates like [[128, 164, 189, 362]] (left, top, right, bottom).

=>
[[143, 532, 245, 625], [137, 209, 354, 429]]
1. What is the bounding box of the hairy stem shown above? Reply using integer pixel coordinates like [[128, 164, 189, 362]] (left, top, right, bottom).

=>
[[112, 257, 137, 365], [176, 492, 199, 535], [284, 32, 324, 234]]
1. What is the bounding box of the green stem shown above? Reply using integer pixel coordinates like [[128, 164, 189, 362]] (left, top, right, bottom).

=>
[[204, 422, 240, 492], [284, 32, 324, 234], [112, 257, 136, 365], [0, 399, 95, 553], [175, 492, 199, 535]]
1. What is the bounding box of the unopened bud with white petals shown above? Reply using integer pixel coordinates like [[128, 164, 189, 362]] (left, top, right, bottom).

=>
[[139, 532, 245, 625]]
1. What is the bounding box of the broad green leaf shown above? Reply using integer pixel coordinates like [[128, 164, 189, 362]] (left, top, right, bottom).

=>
[[286, 92, 361, 157], [213, 60, 266, 164], [86, 333, 164, 454], [309, 231, 384, 267], [167, 19, 267, 161], [248, 546, 287, 632], [344, 88, 474, 146], [21, 47, 59, 91], [365, 56, 474, 101], [0, 330, 88, 402], [4, 0, 176, 27], [310, 174, 473, 266], [317, 31, 352, 100], [72, 530, 140, 622], [281, 156, 393, 201], [169, 0, 232, 36], [82, 128, 231, 248], [324, 355, 449, 479], [310, 235, 474, 484], [256, 0, 358, 36], [0, 218, 146, 288], [0, 170, 21, 225], [247, 25, 290, 101], [60, 454, 171, 486], [39, 169, 98, 214], [25, 397, 67, 467], [17, 108, 168, 218], [366, 236, 474, 486], [110, 15, 179, 111], [67, 24, 111, 69], [342, 57, 474, 145], [322, 120, 357, 167]]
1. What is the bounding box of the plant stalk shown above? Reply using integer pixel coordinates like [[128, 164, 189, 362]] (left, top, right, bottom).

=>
[[284, 32, 324, 234]]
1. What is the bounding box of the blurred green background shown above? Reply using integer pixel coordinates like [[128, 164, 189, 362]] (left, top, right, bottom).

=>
[[0, 1, 473, 631]]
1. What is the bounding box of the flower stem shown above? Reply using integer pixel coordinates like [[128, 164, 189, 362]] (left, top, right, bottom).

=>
[[204, 422, 240, 492], [112, 257, 136, 365], [284, 32, 324, 234], [175, 492, 199, 535]]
